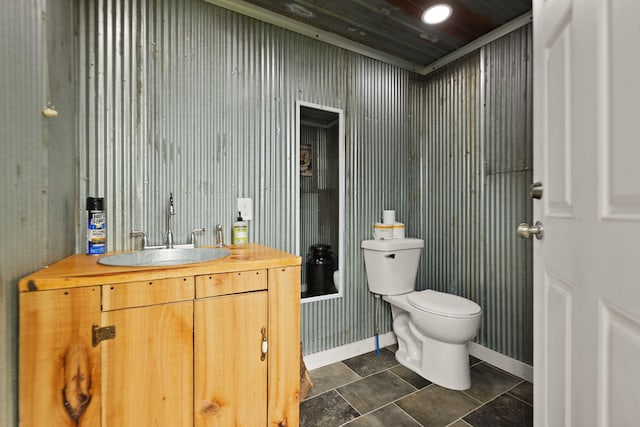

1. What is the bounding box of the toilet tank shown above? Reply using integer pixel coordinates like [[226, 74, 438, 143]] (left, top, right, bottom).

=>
[[361, 238, 424, 295]]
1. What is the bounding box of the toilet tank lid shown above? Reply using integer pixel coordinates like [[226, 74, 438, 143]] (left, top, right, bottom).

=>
[[361, 238, 424, 251], [408, 290, 481, 317]]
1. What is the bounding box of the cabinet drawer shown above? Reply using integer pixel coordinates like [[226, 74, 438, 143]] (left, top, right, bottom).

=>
[[102, 276, 194, 310], [196, 270, 267, 298]]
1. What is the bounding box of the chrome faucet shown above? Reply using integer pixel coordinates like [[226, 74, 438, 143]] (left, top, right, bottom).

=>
[[166, 192, 175, 248]]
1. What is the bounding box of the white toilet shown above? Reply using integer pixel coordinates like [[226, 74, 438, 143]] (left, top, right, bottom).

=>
[[361, 238, 482, 390]]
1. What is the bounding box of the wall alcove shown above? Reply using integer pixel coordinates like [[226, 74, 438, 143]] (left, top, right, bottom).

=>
[[295, 101, 345, 302]]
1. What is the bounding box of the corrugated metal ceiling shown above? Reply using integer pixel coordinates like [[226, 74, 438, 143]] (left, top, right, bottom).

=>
[[205, 0, 531, 73]]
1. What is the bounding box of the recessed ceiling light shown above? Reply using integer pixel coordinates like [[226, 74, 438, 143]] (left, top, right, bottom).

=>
[[421, 4, 452, 25]]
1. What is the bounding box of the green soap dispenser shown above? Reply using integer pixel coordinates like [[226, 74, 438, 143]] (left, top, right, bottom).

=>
[[232, 211, 248, 244]]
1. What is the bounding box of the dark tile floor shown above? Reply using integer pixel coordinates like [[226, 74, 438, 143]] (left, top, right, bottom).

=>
[[300, 345, 533, 427]]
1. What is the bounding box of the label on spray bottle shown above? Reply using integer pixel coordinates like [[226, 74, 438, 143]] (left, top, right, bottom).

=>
[[87, 197, 107, 254]]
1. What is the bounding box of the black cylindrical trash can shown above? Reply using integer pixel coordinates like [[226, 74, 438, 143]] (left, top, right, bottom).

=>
[[306, 244, 336, 296]]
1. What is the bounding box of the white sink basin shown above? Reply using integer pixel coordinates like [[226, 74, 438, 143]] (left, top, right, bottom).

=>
[[98, 247, 230, 267]]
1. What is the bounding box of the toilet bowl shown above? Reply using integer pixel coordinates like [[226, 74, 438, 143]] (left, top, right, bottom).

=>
[[361, 238, 482, 390]]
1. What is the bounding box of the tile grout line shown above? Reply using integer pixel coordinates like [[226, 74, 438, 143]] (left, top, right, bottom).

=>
[[447, 367, 532, 427], [340, 385, 430, 426], [388, 386, 434, 427], [333, 387, 362, 416], [389, 402, 425, 427], [334, 363, 428, 427], [460, 389, 489, 406], [455, 386, 528, 426], [331, 388, 362, 427], [303, 350, 532, 427], [386, 364, 422, 392], [382, 364, 436, 425], [334, 364, 419, 412], [306, 382, 528, 427], [302, 361, 364, 402], [504, 379, 534, 408], [446, 419, 473, 427]]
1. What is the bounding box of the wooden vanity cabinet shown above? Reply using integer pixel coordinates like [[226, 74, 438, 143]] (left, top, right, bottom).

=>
[[19, 247, 301, 427]]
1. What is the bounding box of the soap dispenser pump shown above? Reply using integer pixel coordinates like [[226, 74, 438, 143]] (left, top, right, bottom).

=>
[[232, 211, 248, 244]]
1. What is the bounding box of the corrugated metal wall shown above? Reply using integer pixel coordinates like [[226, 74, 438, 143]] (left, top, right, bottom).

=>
[[76, 0, 411, 354], [76, 0, 532, 360], [1, 6, 533, 422], [0, 14, 534, 427], [1, 1, 77, 425], [410, 24, 533, 363], [483, 26, 534, 361], [303, 57, 411, 352], [76, 0, 348, 252]]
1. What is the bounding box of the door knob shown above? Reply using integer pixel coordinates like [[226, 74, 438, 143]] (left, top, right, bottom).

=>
[[517, 221, 544, 239]]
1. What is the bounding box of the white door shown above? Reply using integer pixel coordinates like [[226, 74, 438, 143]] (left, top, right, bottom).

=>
[[532, 0, 640, 426]]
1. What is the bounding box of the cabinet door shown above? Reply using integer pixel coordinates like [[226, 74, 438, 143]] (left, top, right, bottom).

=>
[[101, 301, 193, 426], [268, 266, 301, 427], [194, 291, 268, 427], [19, 287, 101, 427]]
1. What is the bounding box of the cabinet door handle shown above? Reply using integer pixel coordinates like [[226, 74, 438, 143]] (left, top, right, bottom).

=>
[[261, 327, 268, 361]]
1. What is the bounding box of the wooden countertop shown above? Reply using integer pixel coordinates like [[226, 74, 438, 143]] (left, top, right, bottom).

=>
[[19, 243, 302, 292]]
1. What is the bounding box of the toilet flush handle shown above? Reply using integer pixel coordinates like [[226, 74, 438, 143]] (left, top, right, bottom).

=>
[[385, 254, 396, 259]]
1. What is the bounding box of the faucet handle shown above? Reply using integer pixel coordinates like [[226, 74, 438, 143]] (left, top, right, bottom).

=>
[[130, 230, 147, 250], [190, 228, 205, 247]]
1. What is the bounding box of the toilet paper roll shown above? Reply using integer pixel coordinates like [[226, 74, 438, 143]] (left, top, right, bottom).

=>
[[392, 222, 405, 239], [374, 223, 394, 239], [382, 210, 395, 225]]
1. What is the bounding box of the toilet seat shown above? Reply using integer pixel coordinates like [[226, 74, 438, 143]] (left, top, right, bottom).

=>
[[408, 290, 481, 318]]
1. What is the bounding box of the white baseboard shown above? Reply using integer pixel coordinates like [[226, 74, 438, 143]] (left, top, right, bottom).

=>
[[303, 334, 534, 384], [303, 332, 397, 371], [468, 342, 533, 383]]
